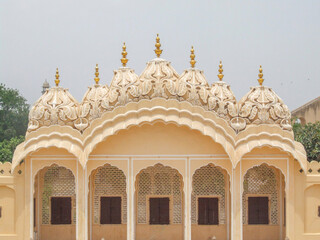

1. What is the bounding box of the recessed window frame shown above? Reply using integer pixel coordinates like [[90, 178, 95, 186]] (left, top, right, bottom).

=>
[[197, 196, 220, 225], [247, 195, 270, 225], [50, 196, 72, 225], [100, 196, 122, 225]]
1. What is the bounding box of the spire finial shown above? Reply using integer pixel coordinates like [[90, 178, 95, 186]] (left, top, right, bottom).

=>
[[94, 64, 100, 84], [218, 61, 224, 81], [55, 68, 60, 87], [121, 42, 128, 67], [190, 46, 196, 68], [258, 65, 264, 86], [154, 34, 162, 58]]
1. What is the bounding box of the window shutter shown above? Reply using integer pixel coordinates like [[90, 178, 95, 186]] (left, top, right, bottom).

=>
[[159, 198, 169, 224], [111, 197, 121, 224], [248, 197, 269, 224], [51, 197, 71, 225], [149, 198, 159, 224], [100, 197, 109, 224], [209, 198, 219, 225], [259, 197, 269, 224], [198, 198, 207, 225]]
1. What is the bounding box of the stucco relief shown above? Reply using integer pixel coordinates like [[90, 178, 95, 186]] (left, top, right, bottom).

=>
[[238, 85, 292, 131], [27, 57, 292, 134], [28, 87, 78, 131]]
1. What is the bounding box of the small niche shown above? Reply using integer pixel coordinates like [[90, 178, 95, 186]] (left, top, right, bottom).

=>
[[318, 206, 320, 217], [0, 207, 2, 218]]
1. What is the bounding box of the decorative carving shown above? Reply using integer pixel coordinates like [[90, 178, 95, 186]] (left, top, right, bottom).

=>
[[177, 69, 209, 106], [106, 67, 140, 108], [27, 59, 293, 134], [139, 58, 179, 99], [238, 86, 292, 131], [28, 87, 78, 132], [76, 85, 109, 131]]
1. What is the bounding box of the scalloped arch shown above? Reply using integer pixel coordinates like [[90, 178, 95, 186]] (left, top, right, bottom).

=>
[[11, 138, 83, 171]]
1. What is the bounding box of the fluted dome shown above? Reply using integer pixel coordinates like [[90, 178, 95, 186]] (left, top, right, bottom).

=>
[[139, 57, 179, 98], [107, 67, 140, 106], [28, 86, 78, 132], [237, 67, 292, 131]]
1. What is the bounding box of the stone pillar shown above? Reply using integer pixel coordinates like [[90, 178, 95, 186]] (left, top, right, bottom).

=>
[[286, 159, 295, 240], [128, 157, 135, 240], [184, 157, 191, 240], [77, 162, 86, 240], [231, 163, 242, 240], [25, 157, 32, 240]]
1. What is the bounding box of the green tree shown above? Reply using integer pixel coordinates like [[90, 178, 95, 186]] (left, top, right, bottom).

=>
[[293, 121, 320, 162], [0, 84, 29, 141], [0, 84, 29, 162], [0, 136, 25, 163]]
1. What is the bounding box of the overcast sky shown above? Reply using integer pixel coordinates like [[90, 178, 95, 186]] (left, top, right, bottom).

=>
[[1, 0, 319, 110]]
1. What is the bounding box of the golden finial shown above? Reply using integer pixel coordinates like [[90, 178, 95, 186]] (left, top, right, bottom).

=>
[[121, 42, 128, 67], [94, 64, 100, 84], [258, 65, 264, 86], [154, 34, 162, 58], [55, 68, 60, 87], [190, 46, 196, 68], [218, 61, 224, 81]]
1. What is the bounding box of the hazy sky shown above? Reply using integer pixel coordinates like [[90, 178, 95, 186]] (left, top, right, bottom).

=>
[[1, 0, 319, 110]]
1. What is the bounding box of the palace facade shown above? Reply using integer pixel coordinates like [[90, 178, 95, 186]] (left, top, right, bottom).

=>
[[0, 36, 320, 240]]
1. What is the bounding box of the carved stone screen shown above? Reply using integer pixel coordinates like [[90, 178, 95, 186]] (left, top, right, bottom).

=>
[[41, 166, 76, 224], [93, 165, 127, 224], [191, 165, 227, 224], [242, 164, 280, 225], [136, 164, 183, 224]]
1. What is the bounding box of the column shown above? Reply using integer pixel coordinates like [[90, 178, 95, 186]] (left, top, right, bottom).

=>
[[231, 162, 242, 240], [77, 161, 86, 240], [184, 157, 191, 240], [286, 159, 295, 240], [127, 157, 135, 240]]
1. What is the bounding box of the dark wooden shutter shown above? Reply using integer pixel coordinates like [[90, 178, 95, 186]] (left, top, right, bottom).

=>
[[51, 197, 72, 225], [198, 198, 207, 224], [248, 197, 269, 224], [208, 198, 219, 225], [100, 197, 121, 224], [110, 197, 121, 224], [159, 198, 169, 224], [198, 198, 219, 225], [149, 198, 169, 224]]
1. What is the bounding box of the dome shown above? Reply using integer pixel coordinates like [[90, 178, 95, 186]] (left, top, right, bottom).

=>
[[107, 67, 140, 107], [208, 61, 238, 122], [139, 35, 179, 99], [28, 69, 78, 132], [177, 47, 209, 106], [75, 64, 109, 131], [237, 66, 292, 131], [103, 42, 140, 108], [139, 58, 179, 98]]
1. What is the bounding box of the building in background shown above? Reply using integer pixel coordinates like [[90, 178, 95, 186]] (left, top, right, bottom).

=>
[[292, 96, 320, 124], [0, 36, 319, 240]]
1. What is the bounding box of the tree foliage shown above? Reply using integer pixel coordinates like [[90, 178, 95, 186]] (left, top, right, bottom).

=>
[[0, 136, 25, 163], [0, 84, 29, 162], [293, 121, 320, 162]]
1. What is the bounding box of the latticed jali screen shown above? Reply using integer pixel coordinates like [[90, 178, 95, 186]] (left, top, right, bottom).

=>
[[191, 165, 227, 224], [242, 164, 281, 225], [137, 164, 183, 224], [41, 166, 76, 224], [93, 165, 127, 224]]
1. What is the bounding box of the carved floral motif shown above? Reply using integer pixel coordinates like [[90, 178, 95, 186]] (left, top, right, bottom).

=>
[[238, 86, 292, 130], [28, 87, 78, 131], [28, 59, 293, 134]]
